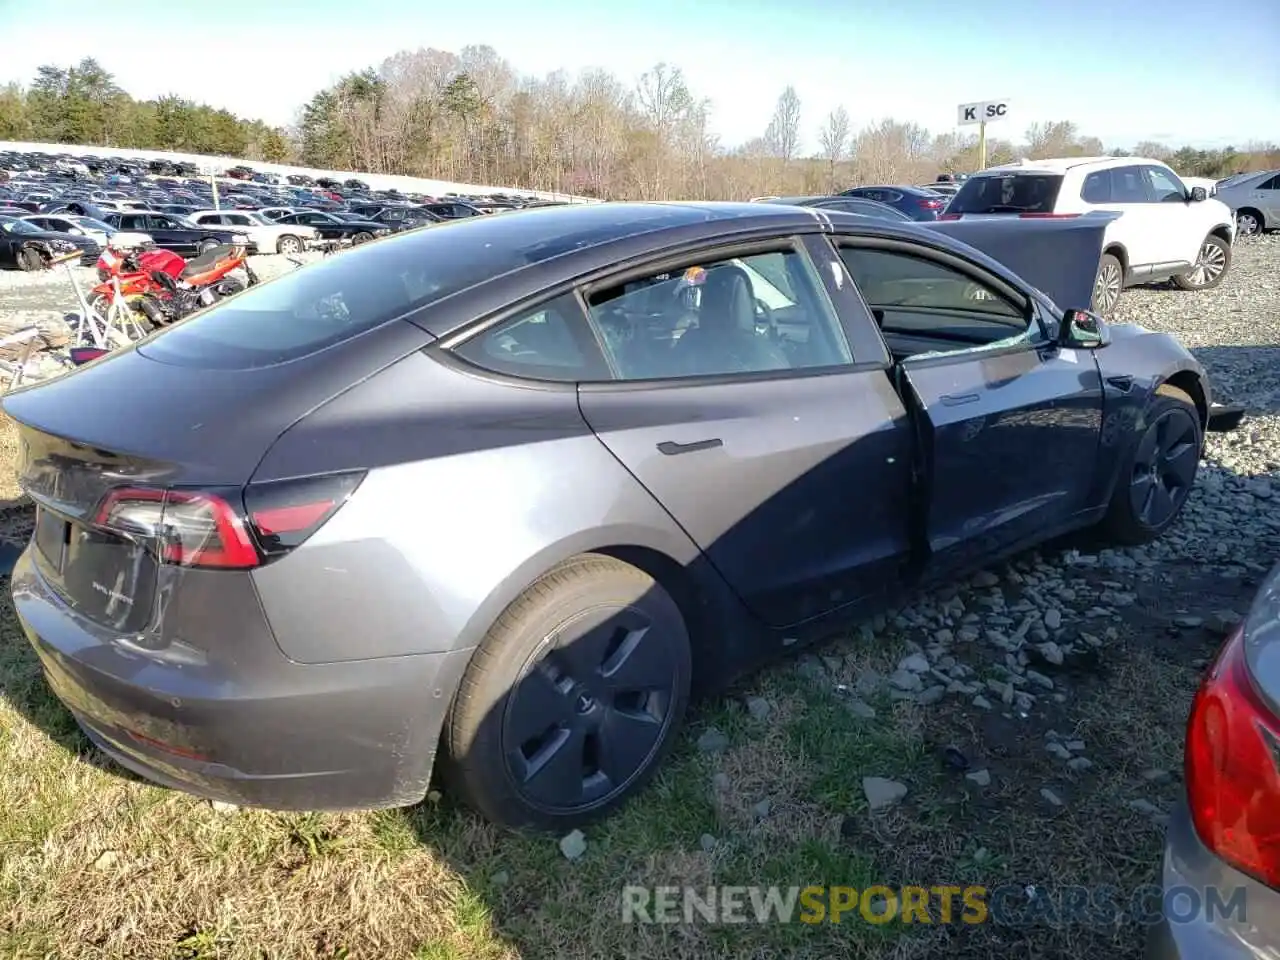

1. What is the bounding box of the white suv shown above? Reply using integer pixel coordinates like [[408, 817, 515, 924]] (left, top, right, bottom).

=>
[[943, 156, 1236, 314]]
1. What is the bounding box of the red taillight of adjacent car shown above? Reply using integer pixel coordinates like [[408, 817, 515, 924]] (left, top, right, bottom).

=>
[[1186, 624, 1280, 888], [93, 472, 364, 570], [918, 198, 945, 210]]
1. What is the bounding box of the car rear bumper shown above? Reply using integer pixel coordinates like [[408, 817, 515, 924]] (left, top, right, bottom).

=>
[[12, 546, 472, 811], [1145, 800, 1280, 959]]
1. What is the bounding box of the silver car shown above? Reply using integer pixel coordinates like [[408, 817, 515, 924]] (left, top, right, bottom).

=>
[[1146, 563, 1280, 958], [1213, 170, 1279, 237]]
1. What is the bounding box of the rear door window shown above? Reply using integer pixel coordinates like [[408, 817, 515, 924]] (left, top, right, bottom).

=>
[[947, 173, 1064, 214], [1080, 170, 1111, 203], [1109, 166, 1151, 203]]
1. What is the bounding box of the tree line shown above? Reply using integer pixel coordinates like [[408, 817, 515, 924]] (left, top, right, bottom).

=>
[[1, 53, 1275, 199]]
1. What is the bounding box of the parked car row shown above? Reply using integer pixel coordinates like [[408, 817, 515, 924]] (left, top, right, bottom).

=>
[[0, 148, 573, 267]]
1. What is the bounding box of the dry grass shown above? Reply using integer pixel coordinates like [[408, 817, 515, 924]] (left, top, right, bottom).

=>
[[0, 411, 23, 504]]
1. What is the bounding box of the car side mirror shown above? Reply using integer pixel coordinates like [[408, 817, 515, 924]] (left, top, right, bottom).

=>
[[1190, 186, 1207, 202], [1059, 308, 1111, 349]]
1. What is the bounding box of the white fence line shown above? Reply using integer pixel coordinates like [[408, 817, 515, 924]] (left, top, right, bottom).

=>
[[0, 141, 598, 203]]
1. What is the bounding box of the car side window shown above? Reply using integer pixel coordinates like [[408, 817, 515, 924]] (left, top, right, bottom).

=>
[[1080, 170, 1111, 203], [1145, 166, 1187, 202], [1109, 166, 1151, 203], [1256, 175, 1280, 191], [120, 214, 143, 230], [584, 247, 853, 381], [452, 293, 610, 383], [838, 245, 1029, 355], [150, 215, 178, 229], [226, 214, 251, 225]]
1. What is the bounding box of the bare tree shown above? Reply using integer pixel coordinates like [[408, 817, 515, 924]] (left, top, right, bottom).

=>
[[764, 85, 802, 165], [818, 106, 850, 191]]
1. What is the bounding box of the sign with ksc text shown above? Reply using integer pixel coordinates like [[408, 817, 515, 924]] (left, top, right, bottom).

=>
[[957, 100, 1011, 126]]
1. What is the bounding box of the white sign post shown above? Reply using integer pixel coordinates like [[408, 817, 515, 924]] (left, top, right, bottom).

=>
[[957, 99, 1010, 172]]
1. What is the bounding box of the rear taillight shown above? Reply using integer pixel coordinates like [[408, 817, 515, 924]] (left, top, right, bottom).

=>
[[93, 472, 364, 570], [918, 198, 945, 209], [1186, 620, 1280, 888], [938, 213, 962, 221], [244, 473, 363, 560]]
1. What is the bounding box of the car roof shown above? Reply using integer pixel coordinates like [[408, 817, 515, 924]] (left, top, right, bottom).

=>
[[383, 200, 986, 337], [980, 156, 1165, 175]]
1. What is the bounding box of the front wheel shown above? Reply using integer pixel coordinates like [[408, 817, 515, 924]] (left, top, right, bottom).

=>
[[1091, 253, 1123, 317], [351, 231, 373, 245], [1098, 384, 1202, 546], [198, 239, 220, 254], [276, 234, 302, 255], [444, 554, 692, 831], [1173, 235, 1231, 291]]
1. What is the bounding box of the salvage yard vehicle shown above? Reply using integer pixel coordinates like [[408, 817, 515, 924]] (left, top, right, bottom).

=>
[[98, 210, 255, 256], [0, 215, 100, 269], [1212, 168, 1279, 237], [274, 209, 391, 243], [760, 195, 913, 221], [941, 156, 1237, 315], [186, 209, 320, 254], [2, 202, 1244, 832]]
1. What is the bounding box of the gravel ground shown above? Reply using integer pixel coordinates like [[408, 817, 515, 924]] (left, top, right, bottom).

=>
[[0, 239, 1276, 958]]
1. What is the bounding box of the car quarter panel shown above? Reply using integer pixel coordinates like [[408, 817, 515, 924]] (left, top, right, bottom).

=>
[[248, 350, 755, 667]]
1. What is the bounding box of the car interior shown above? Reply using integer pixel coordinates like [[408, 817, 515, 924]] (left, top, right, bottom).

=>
[[456, 243, 1037, 381]]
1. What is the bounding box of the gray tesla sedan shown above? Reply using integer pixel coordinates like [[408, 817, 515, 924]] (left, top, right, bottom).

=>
[[4, 201, 1238, 830]]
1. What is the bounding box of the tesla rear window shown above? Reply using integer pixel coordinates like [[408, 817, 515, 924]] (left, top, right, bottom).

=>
[[947, 174, 1064, 215], [136, 205, 697, 369]]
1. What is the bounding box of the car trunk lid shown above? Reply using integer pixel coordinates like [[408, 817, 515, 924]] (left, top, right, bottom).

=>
[[922, 212, 1120, 312], [3, 321, 429, 632]]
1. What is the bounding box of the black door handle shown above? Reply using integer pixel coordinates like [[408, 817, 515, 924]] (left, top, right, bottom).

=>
[[1106, 375, 1134, 391], [657, 438, 723, 456], [940, 393, 980, 406]]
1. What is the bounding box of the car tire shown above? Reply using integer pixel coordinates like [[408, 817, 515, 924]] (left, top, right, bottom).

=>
[[351, 231, 373, 245], [1173, 235, 1231, 291], [16, 246, 44, 272], [1235, 208, 1264, 238], [198, 239, 221, 254], [444, 553, 692, 831], [276, 234, 302, 255], [1091, 253, 1123, 316], [1098, 383, 1202, 546]]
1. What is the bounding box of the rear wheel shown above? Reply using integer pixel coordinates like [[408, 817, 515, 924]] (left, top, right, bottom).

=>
[[1099, 383, 1202, 545], [1236, 208, 1264, 237], [444, 554, 691, 831], [276, 234, 302, 255], [1173, 235, 1231, 290], [198, 239, 220, 254], [351, 231, 373, 245], [1091, 253, 1123, 316]]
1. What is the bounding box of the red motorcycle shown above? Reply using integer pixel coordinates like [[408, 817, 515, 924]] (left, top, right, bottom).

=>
[[90, 243, 257, 324]]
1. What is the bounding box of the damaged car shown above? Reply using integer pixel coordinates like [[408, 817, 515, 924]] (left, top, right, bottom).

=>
[[0, 215, 100, 269], [3, 202, 1244, 832]]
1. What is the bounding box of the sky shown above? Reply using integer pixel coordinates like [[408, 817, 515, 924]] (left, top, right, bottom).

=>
[[2, 0, 1277, 153]]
